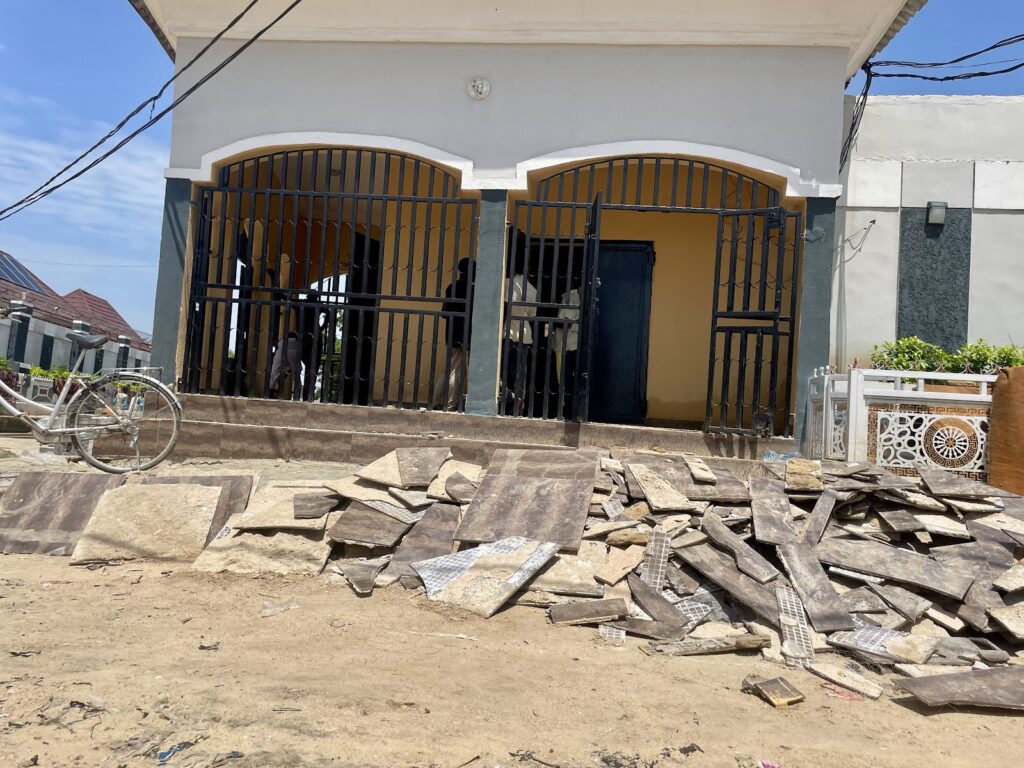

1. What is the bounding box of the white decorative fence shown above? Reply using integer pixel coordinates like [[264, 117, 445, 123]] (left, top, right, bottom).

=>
[[807, 368, 997, 480]]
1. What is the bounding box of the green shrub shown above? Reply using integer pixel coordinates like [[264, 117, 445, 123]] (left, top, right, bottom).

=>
[[871, 337, 1024, 374], [0, 356, 8, 371], [29, 365, 52, 379]]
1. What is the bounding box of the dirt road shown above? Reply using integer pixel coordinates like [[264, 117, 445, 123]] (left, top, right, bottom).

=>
[[1, 555, 1017, 768]]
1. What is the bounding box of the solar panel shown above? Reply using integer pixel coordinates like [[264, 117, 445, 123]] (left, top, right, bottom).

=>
[[0, 252, 48, 295]]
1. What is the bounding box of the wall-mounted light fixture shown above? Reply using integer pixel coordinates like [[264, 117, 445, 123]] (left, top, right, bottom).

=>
[[926, 201, 947, 226]]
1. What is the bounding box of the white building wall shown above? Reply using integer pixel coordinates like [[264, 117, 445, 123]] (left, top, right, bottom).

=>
[[834, 96, 1024, 366], [167, 40, 848, 194]]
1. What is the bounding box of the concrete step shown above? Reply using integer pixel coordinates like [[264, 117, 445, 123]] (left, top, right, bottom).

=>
[[175, 394, 796, 467]]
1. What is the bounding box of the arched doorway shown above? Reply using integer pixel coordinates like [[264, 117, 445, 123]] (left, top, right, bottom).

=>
[[500, 155, 803, 436], [182, 147, 479, 411]]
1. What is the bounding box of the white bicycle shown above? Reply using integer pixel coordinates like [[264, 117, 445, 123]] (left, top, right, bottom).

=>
[[0, 331, 182, 473]]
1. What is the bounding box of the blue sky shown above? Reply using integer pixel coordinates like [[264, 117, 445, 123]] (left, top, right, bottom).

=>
[[0, 1, 1021, 333]]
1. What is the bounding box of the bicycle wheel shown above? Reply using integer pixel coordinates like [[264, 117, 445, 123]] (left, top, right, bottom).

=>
[[67, 372, 182, 473]]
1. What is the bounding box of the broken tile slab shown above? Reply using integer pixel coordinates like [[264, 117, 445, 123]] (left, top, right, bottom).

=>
[[875, 506, 926, 533], [386, 502, 461, 579], [931, 637, 1010, 666], [898, 666, 1024, 711], [356, 450, 404, 488], [913, 513, 971, 540], [807, 662, 883, 700], [627, 463, 691, 511], [989, 604, 1024, 641], [324, 475, 398, 505], [291, 491, 339, 520], [445, 473, 479, 504], [668, 597, 713, 629], [327, 501, 413, 548], [627, 572, 687, 625], [598, 623, 626, 646], [702, 512, 779, 583], [395, 447, 452, 488], [943, 496, 1005, 514], [799, 489, 840, 545], [742, 675, 805, 708], [968, 511, 1024, 539], [821, 462, 872, 478], [785, 458, 824, 492], [388, 487, 434, 509], [71, 484, 221, 564], [0, 472, 125, 556], [670, 530, 708, 548], [924, 605, 967, 633], [675, 542, 779, 626], [361, 499, 424, 525], [487, 449, 597, 481], [895, 663, 981, 678], [644, 635, 770, 656], [549, 598, 628, 625], [529, 540, 607, 597], [775, 583, 815, 669], [234, 487, 331, 533], [682, 454, 717, 485], [192, 523, 334, 576], [427, 460, 485, 501], [835, 587, 890, 614], [749, 478, 798, 545], [593, 544, 638, 585], [455, 474, 592, 551], [606, 525, 652, 547], [639, 530, 671, 591], [412, 537, 558, 618], [582, 519, 639, 539], [827, 627, 909, 663], [621, 501, 654, 520], [777, 544, 855, 632], [665, 563, 701, 596], [916, 466, 1020, 499], [336, 555, 391, 596], [608, 618, 689, 641], [511, 589, 575, 607], [828, 566, 884, 584], [141, 475, 255, 547], [602, 499, 626, 519], [867, 583, 932, 622], [910, 618, 951, 638], [876, 488, 946, 513], [994, 562, 1024, 594], [814, 537, 974, 600]]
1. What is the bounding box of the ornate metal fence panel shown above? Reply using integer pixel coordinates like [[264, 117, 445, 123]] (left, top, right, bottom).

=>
[[182, 148, 478, 411]]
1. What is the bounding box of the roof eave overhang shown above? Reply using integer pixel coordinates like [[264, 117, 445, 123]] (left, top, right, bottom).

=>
[[130, 0, 174, 61]]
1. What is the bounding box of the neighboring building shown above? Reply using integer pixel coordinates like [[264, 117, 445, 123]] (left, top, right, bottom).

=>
[[0, 250, 151, 373], [137, 0, 929, 440], [835, 96, 1024, 367]]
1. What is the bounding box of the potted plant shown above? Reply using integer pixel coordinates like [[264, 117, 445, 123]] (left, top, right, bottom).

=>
[[870, 338, 1024, 393], [0, 357, 20, 404]]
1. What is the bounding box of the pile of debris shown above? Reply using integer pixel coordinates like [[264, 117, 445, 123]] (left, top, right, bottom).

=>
[[2, 445, 1023, 712]]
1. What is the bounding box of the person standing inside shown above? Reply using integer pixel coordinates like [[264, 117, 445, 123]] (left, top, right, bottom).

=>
[[503, 255, 538, 415], [267, 264, 325, 401], [434, 258, 474, 410]]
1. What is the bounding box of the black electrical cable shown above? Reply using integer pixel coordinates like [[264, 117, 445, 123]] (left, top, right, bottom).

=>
[[0, 0, 263, 219], [840, 63, 873, 172], [0, 0, 305, 223], [875, 33, 1024, 68], [873, 60, 1024, 82]]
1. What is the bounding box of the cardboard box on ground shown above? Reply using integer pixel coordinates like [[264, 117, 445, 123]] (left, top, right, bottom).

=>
[[3, 446, 1024, 712]]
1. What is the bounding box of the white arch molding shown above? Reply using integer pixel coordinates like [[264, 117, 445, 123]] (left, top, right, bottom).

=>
[[165, 133, 842, 199]]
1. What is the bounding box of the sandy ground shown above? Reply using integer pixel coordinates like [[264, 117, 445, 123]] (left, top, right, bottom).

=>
[[2, 555, 1022, 768], [1, 434, 1023, 767]]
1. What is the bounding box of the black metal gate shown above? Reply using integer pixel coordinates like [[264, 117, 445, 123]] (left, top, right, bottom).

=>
[[705, 208, 802, 436], [500, 196, 599, 421], [182, 148, 478, 411]]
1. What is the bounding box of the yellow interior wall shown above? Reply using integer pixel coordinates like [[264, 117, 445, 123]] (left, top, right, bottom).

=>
[[599, 210, 717, 424]]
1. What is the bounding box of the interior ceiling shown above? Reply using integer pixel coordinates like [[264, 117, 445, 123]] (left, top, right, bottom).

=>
[[135, 0, 926, 78]]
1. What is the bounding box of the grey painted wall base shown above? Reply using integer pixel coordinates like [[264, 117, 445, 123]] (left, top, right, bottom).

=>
[[151, 178, 192, 385], [897, 207, 971, 352], [796, 197, 837, 449], [465, 190, 508, 417]]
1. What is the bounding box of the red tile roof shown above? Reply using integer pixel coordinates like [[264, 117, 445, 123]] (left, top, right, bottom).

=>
[[62, 289, 149, 351]]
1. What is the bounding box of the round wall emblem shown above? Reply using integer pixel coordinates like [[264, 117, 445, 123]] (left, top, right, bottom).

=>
[[923, 416, 979, 469], [468, 77, 491, 101]]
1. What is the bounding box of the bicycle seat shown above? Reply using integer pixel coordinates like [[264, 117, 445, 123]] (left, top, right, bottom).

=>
[[66, 331, 109, 349]]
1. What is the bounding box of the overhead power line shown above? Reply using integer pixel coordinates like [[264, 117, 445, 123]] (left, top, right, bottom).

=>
[[0, 0, 306, 223]]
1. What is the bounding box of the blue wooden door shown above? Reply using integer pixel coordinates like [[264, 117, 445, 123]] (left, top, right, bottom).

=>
[[588, 242, 654, 425]]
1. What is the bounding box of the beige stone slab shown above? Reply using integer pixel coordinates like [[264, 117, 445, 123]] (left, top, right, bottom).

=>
[[786, 458, 824, 492], [325, 475, 399, 505], [234, 487, 330, 532], [990, 604, 1024, 640], [628, 464, 691, 511], [192, 515, 336, 576], [971, 511, 1024, 538], [395, 447, 452, 488], [994, 562, 1024, 594], [356, 450, 404, 488], [594, 544, 645, 586], [878, 488, 946, 512], [529, 540, 607, 597], [895, 663, 979, 678], [808, 662, 883, 700], [71, 484, 220, 564], [913, 513, 971, 540], [605, 526, 651, 547], [943, 497, 1005, 514], [583, 519, 639, 539], [682, 455, 717, 484], [924, 605, 967, 633]]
